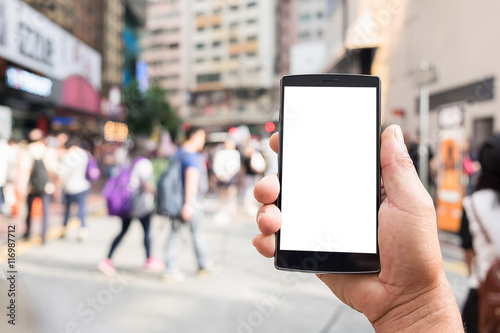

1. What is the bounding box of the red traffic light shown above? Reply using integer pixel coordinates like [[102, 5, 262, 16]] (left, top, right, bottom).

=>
[[265, 122, 275, 133], [228, 127, 239, 136]]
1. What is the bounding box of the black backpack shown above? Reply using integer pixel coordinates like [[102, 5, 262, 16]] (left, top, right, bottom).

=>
[[156, 154, 184, 219], [30, 159, 49, 193]]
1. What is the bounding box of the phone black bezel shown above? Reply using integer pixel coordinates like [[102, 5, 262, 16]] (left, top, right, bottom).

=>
[[275, 74, 381, 273]]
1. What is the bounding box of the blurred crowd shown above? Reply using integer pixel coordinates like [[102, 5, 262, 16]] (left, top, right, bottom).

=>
[[0, 126, 275, 281]]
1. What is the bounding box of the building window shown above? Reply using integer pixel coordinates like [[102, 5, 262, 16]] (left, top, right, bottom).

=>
[[169, 43, 180, 49], [153, 14, 168, 21], [197, 26, 205, 32], [299, 31, 310, 40], [150, 44, 164, 51], [212, 41, 222, 48], [213, 56, 221, 62], [247, 2, 257, 8], [151, 29, 166, 36], [247, 19, 257, 24], [195, 58, 205, 63], [229, 22, 238, 28], [247, 35, 257, 41], [196, 43, 205, 49], [230, 5, 238, 11], [299, 14, 311, 21], [213, 24, 221, 30], [317, 11, 324, 19], [247, 52, 257, 58], [197, 73, 221, 83]]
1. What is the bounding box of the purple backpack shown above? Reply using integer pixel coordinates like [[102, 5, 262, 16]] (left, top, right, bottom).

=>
[[103, 157, 143, 217], [86, 153, 101, 182]]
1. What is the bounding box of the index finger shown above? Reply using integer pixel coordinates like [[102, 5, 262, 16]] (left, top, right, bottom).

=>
[[254, 174, 280, 204]]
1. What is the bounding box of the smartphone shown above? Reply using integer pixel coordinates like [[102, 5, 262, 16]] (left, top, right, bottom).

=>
[[275, 74, 381, 273]]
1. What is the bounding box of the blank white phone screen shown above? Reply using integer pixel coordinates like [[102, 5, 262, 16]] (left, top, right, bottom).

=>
[[280, 86, 377, 254]]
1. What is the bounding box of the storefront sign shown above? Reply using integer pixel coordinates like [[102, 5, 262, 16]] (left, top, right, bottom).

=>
[[0, 0, 101, 89], [6, 66, 53, 97]]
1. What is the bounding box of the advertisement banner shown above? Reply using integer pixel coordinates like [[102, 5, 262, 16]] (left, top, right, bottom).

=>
[[0, 0, 101, 89]]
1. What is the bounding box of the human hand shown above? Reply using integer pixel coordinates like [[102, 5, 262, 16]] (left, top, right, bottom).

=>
[[181, 204, 194, 222], [252, 125, 463, 332]]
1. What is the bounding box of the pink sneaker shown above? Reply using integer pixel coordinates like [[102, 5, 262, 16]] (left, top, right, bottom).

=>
[[98, 259, 116, 276], [145, 257, 165, 271]]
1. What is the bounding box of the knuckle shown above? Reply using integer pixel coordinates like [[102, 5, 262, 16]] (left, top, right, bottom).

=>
[[396, 153, 416, 171]]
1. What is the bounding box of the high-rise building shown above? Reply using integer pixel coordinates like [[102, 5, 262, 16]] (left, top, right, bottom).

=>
[[144, 0, 277, 128], [188, 0, 277, 128], [101, 0, 125, 95], [143, 0, 190, 118], [278, 0, 329, 76], [123, 0, 148, 88]]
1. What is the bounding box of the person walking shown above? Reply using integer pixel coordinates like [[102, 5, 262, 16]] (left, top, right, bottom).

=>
[[98, 138, 164, 275], [212, 139, 241, 214], [241, 140, 266, 215], [163, 127, 214, 281], [58, 136, 92, 241], [22, 129, 57, 243], [0, 136, 10, 215], [459, 134, 500, 333]]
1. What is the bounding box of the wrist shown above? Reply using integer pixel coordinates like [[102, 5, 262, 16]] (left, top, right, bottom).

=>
[[372, 273, 463, 333]]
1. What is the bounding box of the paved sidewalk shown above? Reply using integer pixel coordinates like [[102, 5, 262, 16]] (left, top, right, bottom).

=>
[[0, 195, 469, 333], [0, 196, 375, 333], [0, 187, 107, 248]]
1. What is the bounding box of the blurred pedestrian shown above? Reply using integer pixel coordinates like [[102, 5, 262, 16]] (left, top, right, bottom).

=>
[[213, 139, 240, 214], [261, 136, 278, 176], [58, 136, 92, 241], [2, 139, 19, 216], [242, 140, 266, 215], [463, 139, 481, 196], [21, 129, 58, 243], [98, 137, 164, 275], [459, 134, 500, 333], [163, 127, 214, 281], [54, 132, 69, 202], [407, 131, 437, 191], [0, 135, 10, 215]]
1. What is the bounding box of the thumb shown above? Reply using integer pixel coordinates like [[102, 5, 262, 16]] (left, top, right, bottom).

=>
[[380, 125, 432, 209]]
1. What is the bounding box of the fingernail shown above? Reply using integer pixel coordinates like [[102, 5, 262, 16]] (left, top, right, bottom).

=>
[[252, 235, 258, 247], [394, 125, 404, 145]]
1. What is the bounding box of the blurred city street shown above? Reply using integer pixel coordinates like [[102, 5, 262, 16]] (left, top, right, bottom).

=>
[[0, 0, 498, 331], [0, 194, 469, 333]]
